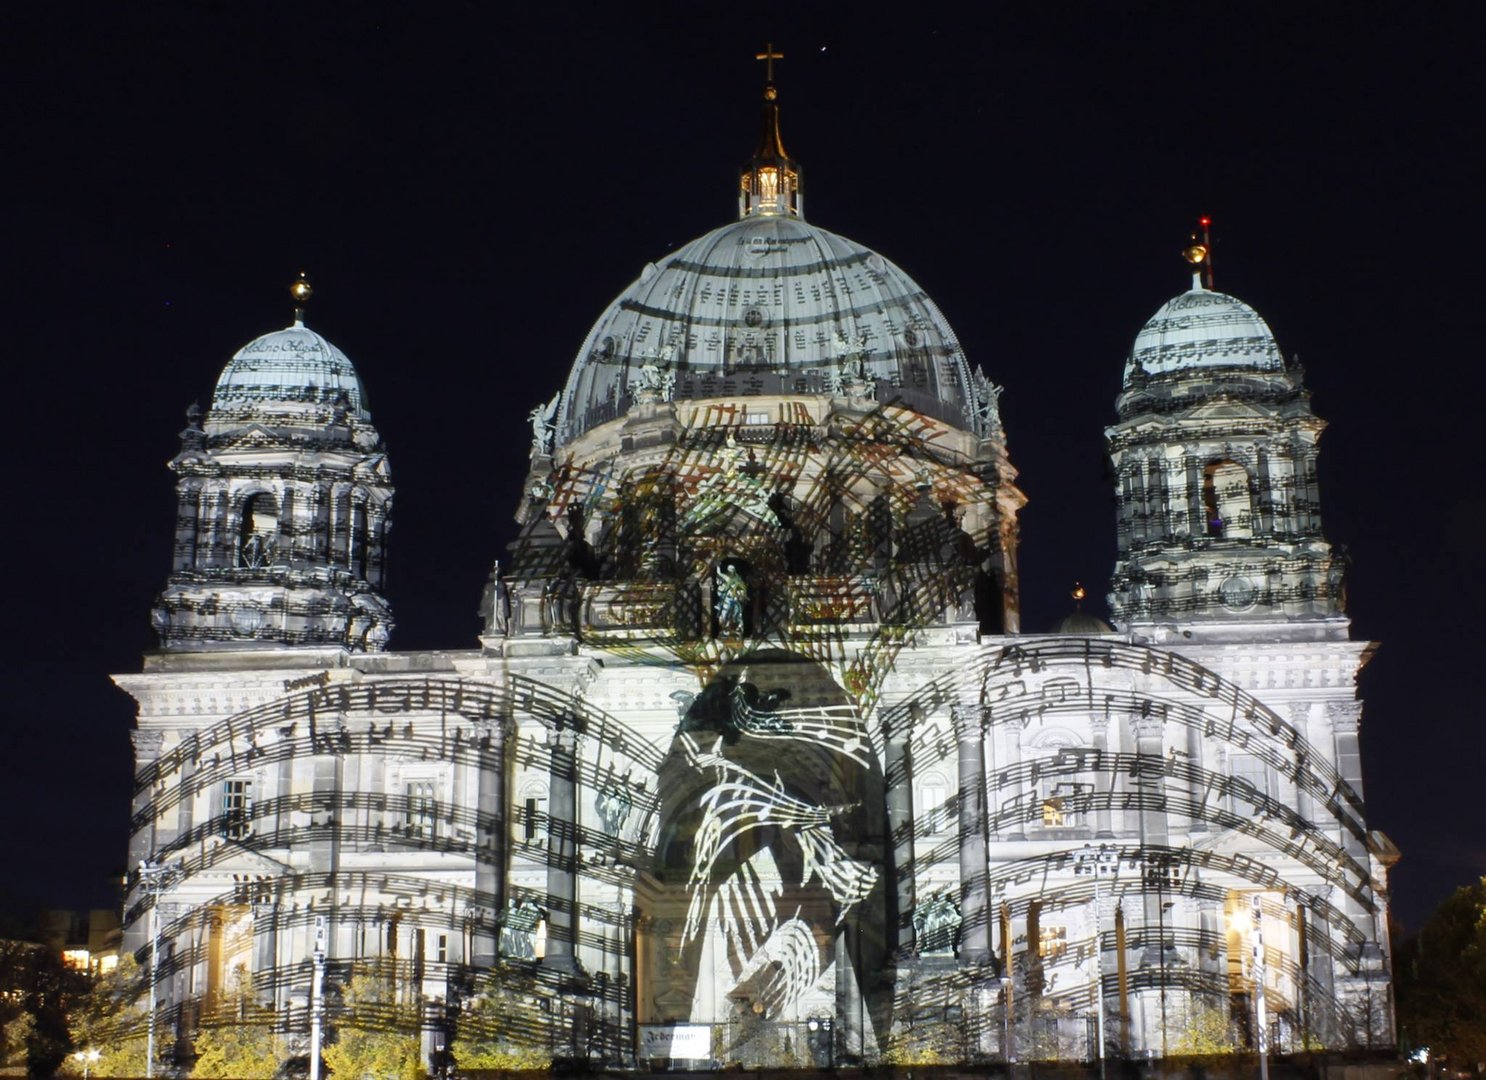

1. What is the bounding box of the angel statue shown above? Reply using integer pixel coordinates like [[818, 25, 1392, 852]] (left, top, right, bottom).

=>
[[528, 393, 559, 458]]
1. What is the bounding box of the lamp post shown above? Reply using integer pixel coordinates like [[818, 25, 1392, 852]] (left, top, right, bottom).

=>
[[1000, 974, 1014, 1064], [1073, 843, 1119, 1080], [1142, 852, 1178, 1060], [137, 860, 177, 1080], [309, 915, 327, 1080], [72, 1048, 101, 1079], [1249, 896, 1269, 1080], [806, 1017, 834, 1069]]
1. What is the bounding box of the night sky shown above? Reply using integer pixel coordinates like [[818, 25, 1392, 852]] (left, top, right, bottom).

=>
[[3, 3, 1480, 934]]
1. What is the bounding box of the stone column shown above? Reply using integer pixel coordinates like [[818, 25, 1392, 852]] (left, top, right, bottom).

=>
[[956, 705, 991, 966], [883, 707, 917, 956], [1090, 715, 1114, 838], [473, 719, 504, 966], [543, 722, 580, 972], [1132, 715, 1171, 967]]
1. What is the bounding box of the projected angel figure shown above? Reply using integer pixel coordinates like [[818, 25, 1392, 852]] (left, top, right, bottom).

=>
[[649, 654, 890, 1043]]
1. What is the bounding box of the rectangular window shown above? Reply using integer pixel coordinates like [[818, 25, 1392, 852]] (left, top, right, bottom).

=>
[[406, 781, 437, 840], [1039, 925, 1068, 961], [222, 780, 252, 840], [1041, 782, 1088, 828], [1229, 754, 1272, 814], [436, 933, 448, 963], [744, 410, 771, 425], [524, 796, 547, 842]]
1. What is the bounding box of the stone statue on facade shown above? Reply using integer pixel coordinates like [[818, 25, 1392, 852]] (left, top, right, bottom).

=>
[[528, 393, 559, 459], [715, 562, 749, 636]]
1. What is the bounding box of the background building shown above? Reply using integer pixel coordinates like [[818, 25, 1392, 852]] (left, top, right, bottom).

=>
[[113, 74, 1394, 1070]]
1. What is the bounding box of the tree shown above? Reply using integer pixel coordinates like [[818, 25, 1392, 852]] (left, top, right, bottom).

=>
[[61, 954, 151, 1079], [449, 969, 550, 1072], [322, 963, 424, 1080], [1169, 999, 1239, 1056], [1396, 877, 1486, 1074], [189, 966, 281, 1078]]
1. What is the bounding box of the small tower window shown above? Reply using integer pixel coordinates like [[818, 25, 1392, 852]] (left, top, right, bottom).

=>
[[405, 781, 437, 841], [1202, 460, 1252, 539], [239, 492, 279, 568], [222, 779, 253, 840]]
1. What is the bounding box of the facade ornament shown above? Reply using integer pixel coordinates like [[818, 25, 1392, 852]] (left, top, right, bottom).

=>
[[1326, 700, 1362, 733], [913, 891, 962, 955], [478, 560, 511, 637], [970, 367, 1004, 438], [715, 561, 749, 636], [528, 393, 559, 459], [832, 329, 874, 398], [132, 729, 166, 761], [594, 774, 634, 836], [629, 349, 676, 404], [499, 898, 545, 960], [239, 532, 275, 569]]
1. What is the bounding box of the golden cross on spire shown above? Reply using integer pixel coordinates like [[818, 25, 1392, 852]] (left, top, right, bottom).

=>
[[755, 43, 784, 86]]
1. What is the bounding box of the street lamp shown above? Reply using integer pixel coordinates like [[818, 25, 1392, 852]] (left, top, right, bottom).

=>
[[137, 860, 179, 1080], [1000, 974, 1014, 1064], [1073, 843, 1119, 1080], [72, 1048, 101, 1079], [806, 1017, 834, 1069], [309, 915, 328, 1080], [1143, 852, 1179, 1060], [1249, 896, 1270, 1080]]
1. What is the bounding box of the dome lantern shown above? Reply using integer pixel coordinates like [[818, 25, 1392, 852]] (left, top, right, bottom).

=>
[[739, 44, 802, 220]]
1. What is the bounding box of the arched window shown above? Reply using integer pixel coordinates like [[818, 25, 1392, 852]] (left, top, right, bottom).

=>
[[1201, 460, 1252, 539], [917, 771, 950, 834], [238, 492, 279, 568]]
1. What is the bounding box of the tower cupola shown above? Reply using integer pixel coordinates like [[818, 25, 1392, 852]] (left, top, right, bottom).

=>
[[1105, 224, 1345, 640], [151, 277, 395, 652]]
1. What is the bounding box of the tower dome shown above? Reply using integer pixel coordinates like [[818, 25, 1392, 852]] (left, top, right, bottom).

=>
[[556, 214, 982, 444], [213, 322, 370, 420], [1123, 281, 1284, 388]]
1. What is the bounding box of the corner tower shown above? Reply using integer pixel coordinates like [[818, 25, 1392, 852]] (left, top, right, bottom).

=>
[[151, 276, 394, 651], [1106, 231, 1344, 640]]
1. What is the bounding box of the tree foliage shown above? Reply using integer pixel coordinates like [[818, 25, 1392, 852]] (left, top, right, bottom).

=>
[[1396, 877, 1486, 1073], [322, 963, 424, 1080], [1169, 999, 1239, 1056], [0, 938, 90, 1078], [190, 967, 280, 1078], [449, 969, 550, 1072], [61, 954, 151, 1079]]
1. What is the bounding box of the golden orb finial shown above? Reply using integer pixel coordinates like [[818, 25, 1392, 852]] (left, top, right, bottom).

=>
[[291, 271, 313, 305], [1071, 583, 1086, 606], [290, 272, 313, 326], [1182, 242, 1208, 265]]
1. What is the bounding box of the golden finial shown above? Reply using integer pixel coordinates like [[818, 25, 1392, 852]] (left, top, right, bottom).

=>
[[756, 43, 784, 100], [1183, 215, 1214, 288], [1071, 583, 1086, 607], [290, 271, 313, 325]]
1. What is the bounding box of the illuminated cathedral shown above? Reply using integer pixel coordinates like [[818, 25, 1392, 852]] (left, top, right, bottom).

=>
[[114, 61, 1395, 1072]]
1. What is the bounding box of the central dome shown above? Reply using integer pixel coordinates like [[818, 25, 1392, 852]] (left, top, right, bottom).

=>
[[557, 214, 979, 444]]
